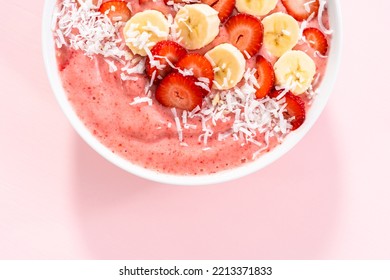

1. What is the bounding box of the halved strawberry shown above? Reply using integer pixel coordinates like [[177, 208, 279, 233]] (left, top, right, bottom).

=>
[[254, 56, 275, 99], [175, 53, 214, 95], [146, 40, 187, 81], [303, 28, 328, 55], [99, 1, 131, 22], [225, 14, 263, 57], [269, 90, 306, 130], [201, 0, 235, 23], [155, 73, 204, 111], [281, 0, 319, 21]]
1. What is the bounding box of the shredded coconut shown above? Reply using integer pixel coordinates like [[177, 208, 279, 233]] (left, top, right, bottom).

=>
[[303, 0, 316, 13], [314, 50, 328, 58], [130, 96, 153, 106], [183, 68, 292, 150], [53, 0, 146, 81]]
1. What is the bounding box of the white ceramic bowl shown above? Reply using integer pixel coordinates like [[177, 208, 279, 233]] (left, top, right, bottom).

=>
[[42, 0, 342, 185]]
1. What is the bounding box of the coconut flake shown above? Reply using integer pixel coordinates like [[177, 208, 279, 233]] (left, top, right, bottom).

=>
[[303, 0, 316, 13], [143, 21, 169, 38], [314, 50, 328, 58], [171, 108, 183, 142], [53, 0, 133, 79], [130, 96, 153, 106], [244, 50, 251, 59]]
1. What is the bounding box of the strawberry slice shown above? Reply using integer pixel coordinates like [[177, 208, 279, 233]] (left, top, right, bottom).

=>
[[303, 28, 328, 55], [201, 0, 235, 23], [175, 53, 214, 95], [269, 90, 306, 130], [281, 0, 320, 21], [99, 1, 131, 22], [155, 73, 204, 111], [225, 14, 263, 57], [254, 56, 275, 99], [146, 40, 187, 81]]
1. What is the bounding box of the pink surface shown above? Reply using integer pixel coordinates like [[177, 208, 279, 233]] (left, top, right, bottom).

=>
[[1, 0, 390, 259]]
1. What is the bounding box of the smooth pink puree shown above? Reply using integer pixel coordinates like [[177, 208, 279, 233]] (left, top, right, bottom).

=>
[[56, 0, 331, 175]]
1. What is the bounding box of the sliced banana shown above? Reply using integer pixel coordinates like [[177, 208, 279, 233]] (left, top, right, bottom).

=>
[[274, 50, 316, 95], [205, 43, 246, 90], [174, 4, 220, 50], [262, 12, 300, 57], [123, 10, 169, 56], [235, 0, 278, 17]]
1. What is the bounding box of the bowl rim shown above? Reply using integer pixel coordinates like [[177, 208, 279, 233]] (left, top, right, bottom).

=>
[[42, 0, 342, 186]]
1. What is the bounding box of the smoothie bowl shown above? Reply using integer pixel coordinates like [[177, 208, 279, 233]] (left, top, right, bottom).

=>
[[42, 0, 342, 185]]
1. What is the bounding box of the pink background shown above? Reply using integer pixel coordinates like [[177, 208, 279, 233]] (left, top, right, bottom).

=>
[[1, 0, 390, 259]]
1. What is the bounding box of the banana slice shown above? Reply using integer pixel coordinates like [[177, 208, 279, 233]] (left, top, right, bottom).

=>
[[235, 0, 278, 17], [262, 12, 300, 57], [205, 43, 246, 90], [274, 50, 316, 95], [123, 10, 169, 56], [174, 4, 220, 50]]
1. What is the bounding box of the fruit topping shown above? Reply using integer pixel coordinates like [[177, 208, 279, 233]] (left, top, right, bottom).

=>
[[174, 4, 220, 50], [123, 10, 169, 56], [146, 40, 187, 81], [155, 73, 204, 111], [269, 90, 306, 130], [205, 43, 246, 90], [235, 0, 278, 17], [176, 53, 214, 95], [254, 56, 275, 99], [201, 0, 235, 23], [99, 1, 131, 22], [225, 13, 264, 58], [281, 0, 320, 21], [273, 50, 316, 95], [303, 27, 328, 55], [262, 12, 300, 57]]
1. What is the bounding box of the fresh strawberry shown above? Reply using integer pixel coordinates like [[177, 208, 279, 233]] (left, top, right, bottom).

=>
[[281, 0, 320, 21], [175, 53, 214, 95], [254, 56, 275, 99], [225, 14, 263, 57], [303, 28, 328, 55], [146, 40, 187, 81], [99, 1, 131, 22], [269, 90, 306, 130], [155, 73, 204, 111], [201, 0, 235, 23]]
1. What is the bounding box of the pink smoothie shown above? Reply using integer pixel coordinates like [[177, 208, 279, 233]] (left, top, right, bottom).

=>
[[54, 0, 332, 175]]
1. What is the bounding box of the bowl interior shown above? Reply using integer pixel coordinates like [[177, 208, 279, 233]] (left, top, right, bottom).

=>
[[42, 0, 342, 185]]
